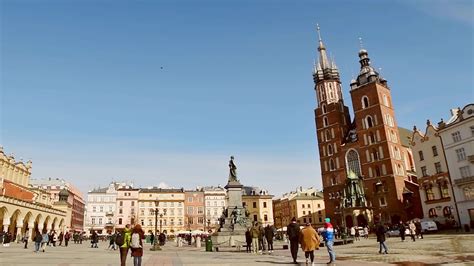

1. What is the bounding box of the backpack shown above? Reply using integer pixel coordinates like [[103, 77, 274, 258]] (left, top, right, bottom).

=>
[[115, 233, 124, 246], [130, 233, 141, 248]]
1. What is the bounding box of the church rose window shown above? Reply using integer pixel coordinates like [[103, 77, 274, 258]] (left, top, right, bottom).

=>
[[346, 149, 362, 177]]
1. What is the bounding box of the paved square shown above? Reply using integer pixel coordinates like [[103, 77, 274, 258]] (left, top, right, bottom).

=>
[[0, 233, 473, 265]]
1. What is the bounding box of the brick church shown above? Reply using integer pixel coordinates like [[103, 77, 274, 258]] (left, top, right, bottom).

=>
[[312, 26, 423, 227]]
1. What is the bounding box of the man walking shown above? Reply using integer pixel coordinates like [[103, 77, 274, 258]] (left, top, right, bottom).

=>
[[399, 221, 406, 242], [287, 217, 300, 264], [34, 231, 43, 252], [245, 228, 252, 253], [250, 222, 260, 254], [265, 224, 275, 254], [321, 218, 336, 265], [375, 222, 388, 254]]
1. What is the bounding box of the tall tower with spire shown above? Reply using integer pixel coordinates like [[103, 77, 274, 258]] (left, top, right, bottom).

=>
[[312, 25, 351, 226]]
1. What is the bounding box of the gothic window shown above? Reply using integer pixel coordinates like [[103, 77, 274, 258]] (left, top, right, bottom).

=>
[[346, 149, 362, 177], [322, 104, 327, 114], [372, 148, 379, 161], [323, 116, 328, 127], [362, 96, 369, 109], [328, 144, 333, 155], [329, 159, 335, 171], [366, 116, 374, 128], [369, 132, 375, 144], [383, 94, 389, 107], [325, 130, 331, 141]]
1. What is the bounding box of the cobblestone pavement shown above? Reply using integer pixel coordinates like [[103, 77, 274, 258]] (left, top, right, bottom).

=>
[[0, 233, 473, 265]]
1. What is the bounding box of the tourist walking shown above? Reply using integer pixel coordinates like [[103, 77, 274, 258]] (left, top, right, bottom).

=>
[[23, 231, 29, 249], [257, 222, 266, 254], [250, 222, 260, 254], [300, 222, 320, 266], [415, 221, 423, 239], [364, 226, 369, 239], [149, 232, 155, 246], [64, 232, 70, 247], [287, 217, 301, 264], [245, 228, 252, 253], [108, 232, 117, 250], [41, 231, 49, 252], [350, 226, 356, 239], [51, 231, 57, 247], [34, 231, 42, 252], [265, 224, 275, 253], [375, 222, 388, 254], [59, 232, 64, 246], [130, 224, 145, 266], [91, 231, 99, 248], [119, 224, 132, 266], [408, 221, 416, 242], [355, 227, 360, 241], [321, 218, 336, 265], [399, 221, 406, 242], [3, 231, 11, 247]]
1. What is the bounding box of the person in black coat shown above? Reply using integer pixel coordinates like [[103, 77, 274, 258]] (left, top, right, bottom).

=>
[[265, 225, 275, 253], [399, 221, 406, 242], [287, 217, 301, 264], [245, 228, 252, 253], [375, 223, 388, 254]]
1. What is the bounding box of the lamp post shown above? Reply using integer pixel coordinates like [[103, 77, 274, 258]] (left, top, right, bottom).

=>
[[150, 200, 166, 251], [207, 219, 211, 233]]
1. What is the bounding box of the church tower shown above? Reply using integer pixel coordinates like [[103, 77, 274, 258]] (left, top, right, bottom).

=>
[[312, 25, 351, 225], [349, 47, 411, 222]]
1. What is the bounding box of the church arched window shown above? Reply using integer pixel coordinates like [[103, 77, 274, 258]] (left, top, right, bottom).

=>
[[322, 103, 327, 114], [329, 159, 335, 171], [369, 132, 375, 144], [323, 116, 328, 127], [362, 96, 369, 109], [328, 144, 333, 155], [366, 116, 374, 128], [346, 149, 362, 177], [325, 130, 331, 141]]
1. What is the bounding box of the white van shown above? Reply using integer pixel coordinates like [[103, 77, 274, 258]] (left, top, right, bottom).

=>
[[419, 219, 438, 233]]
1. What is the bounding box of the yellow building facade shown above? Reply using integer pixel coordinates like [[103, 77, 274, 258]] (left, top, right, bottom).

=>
[[242, 186, 274, 226]]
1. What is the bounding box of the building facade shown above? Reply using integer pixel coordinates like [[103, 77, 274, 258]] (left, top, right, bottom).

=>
[[84, 182, 128, 234], [184, 190, 205, 231], [203, 186, 226, 232], [242, 186, 274, 226], [273, 187, 325, 228], [0, 147, 67, 242], [411, 120, 459, 227], [137, 188, 185, 234], [115, 186, 139, 230], [30, 177, 86, 232], [438, 104, 474, 228], [312, 28, 422, 226]]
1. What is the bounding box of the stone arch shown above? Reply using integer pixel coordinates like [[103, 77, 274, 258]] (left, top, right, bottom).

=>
[[43, 215, 52, 233], [8, 209, 22, 236], [0, 206, 10, 231], [356, 214, 367, 227], [22, 212, 34, 238], [51, 217, 59, 232], [59, 218, 65, 232], [33, 213, 44, 234]]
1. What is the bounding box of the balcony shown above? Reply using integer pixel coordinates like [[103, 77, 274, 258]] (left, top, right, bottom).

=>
[[105, 212, 114, 217], [454, 176, 474, 186]]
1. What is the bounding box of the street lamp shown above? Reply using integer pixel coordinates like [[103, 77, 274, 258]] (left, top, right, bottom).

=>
[[150, 200, 167, 251], [207, 219, 211, 233]]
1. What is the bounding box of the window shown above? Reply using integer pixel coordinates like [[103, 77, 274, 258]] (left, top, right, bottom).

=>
[[425, 185, 435, 201], [439, 181, 450, 198], [303, 218, 307, 223], [432, 146, 438, 157], [308, 204, 311, 208], [329, 159, 335, 170], [141, 220, 144, 226], [421, 166, 428, 177], [346, 149, 362, 176], [322, 104, 327, 114], [141, 209, 145, 216], [419, 151, 424, 161], [148, 219, 152, 226], [188, 197, 193, 203], [131, 201, 134, 207], [383, 95, 389, 107], [92, 206, 96, 212], [119, 201, 123, 207], [187, 206, 194, 214], [428, 208, 437, 218], [253, 202, 257, 208], [118, 218, 122, 225], [362, 96, 369, 109], [443, 207, 452, 217], [366, 116, 374, 128], [464, 186, 474, 200], [253, 215, 258, 222], [369, 132, 376, 144], [452, 131, 462, 142], [308, 210, 312, 214], [471, 126, 474, 136], [91, 218, 96, 224], [303, 211, 306, 215], [325, 130, 331, 141], [328, 144, 333, 155], [318, 210, 321, 214], [379, 197, 386, 206], [264, 214, 268, 222], [319, 217, 322, 222], [456, 148, 466, 161], [460, 166, 471, 178], [100, 206, 103, 212], [119, 208, 122, 214], [198, 207, 203, 214], [323, 116, 328, 127], [98, 218, 102, 225], [198, 217, 204, 224], [435, 162, 442, 174], [263, 202, 267, 208], [317, 204, 320, 208]]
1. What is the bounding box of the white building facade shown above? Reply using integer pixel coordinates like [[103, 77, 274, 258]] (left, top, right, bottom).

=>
[[411, 121, 459, 226], [203, 186, 226, 230], [438, 104, 474, 229], [84, 182, 130, 234], [115, 186, 139, 229]]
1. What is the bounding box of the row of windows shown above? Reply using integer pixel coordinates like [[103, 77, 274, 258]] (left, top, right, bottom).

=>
[[140, 218, 183, 226], [242, 201, 268, 208], [187, 197, 204, 203], [139, 201, 183, 207], [420, 162, 443, 177], [141, 208, 183, 216], [424, 182, 450, 201], [360, 94, 390, 109], [89, 196, 114, 203], [428, 207, 452, 218], [418, 146, 439, 161]]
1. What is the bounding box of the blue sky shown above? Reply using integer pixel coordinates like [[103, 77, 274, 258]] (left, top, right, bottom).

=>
[[1, 0, 473, 197]]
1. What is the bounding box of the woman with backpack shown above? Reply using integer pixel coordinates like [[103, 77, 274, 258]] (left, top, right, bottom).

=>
[[130, 224, 145, 266]]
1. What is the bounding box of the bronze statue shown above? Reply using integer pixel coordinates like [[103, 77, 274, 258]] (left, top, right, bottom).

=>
[[228, 156, 238, 182]]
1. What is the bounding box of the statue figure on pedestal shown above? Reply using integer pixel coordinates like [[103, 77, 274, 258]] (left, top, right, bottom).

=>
[[228, 156, 238, 182]]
